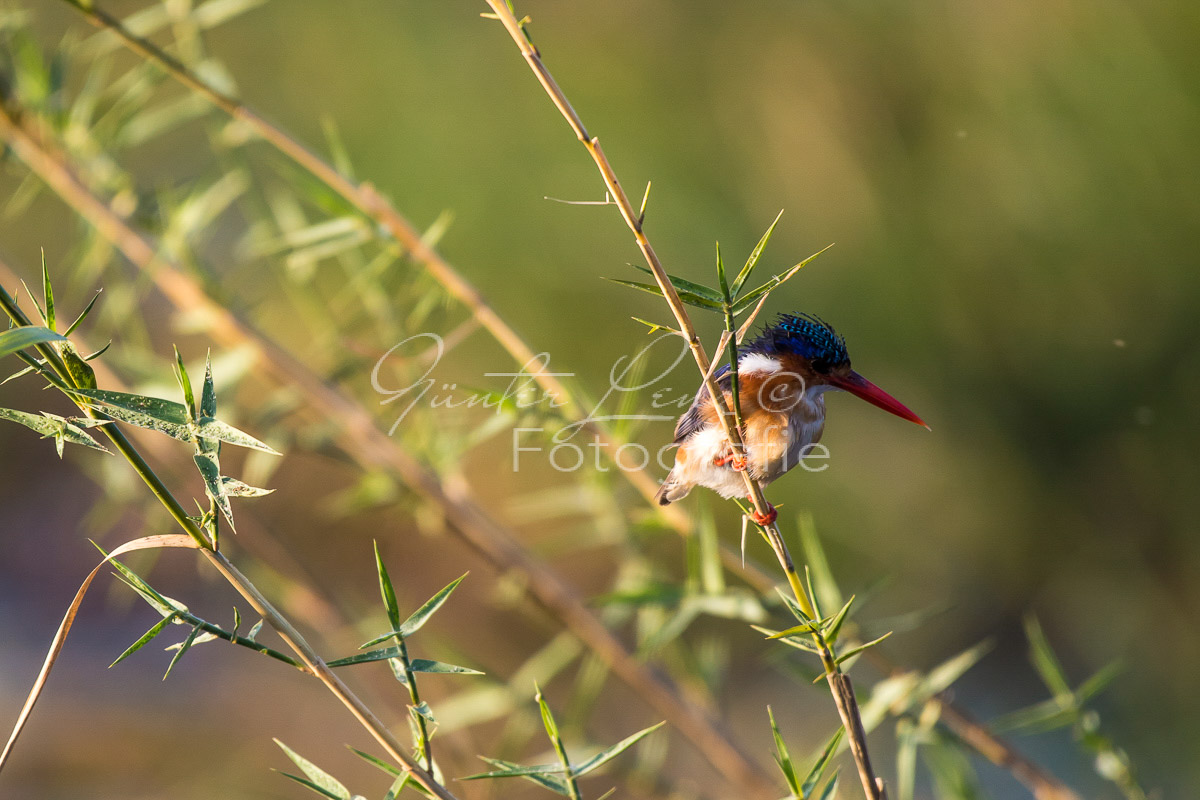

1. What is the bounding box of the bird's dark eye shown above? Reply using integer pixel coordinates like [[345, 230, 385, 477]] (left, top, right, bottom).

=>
[[811, 359, 829, 374]]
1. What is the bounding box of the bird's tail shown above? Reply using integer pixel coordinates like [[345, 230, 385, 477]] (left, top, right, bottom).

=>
[[654, 469, 692, 506]]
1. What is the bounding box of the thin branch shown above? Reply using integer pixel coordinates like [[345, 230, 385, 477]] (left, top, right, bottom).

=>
[[0, 103, 774, 797], [481, 3, 886, 797], [0, 285, 457, 799]]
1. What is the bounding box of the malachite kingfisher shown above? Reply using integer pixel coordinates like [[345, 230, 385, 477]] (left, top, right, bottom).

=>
[[654, 313, 928, 524]]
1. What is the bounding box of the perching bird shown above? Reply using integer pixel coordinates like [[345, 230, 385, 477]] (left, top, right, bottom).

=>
[[655, 313, 927, 525]]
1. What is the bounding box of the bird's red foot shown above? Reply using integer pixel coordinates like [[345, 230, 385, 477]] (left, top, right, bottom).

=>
[[749, 501, 777, 527], [713, 450, 748, 471]]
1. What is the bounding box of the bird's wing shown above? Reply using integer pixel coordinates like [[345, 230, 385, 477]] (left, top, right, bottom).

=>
[[673, 364, 732, 443]]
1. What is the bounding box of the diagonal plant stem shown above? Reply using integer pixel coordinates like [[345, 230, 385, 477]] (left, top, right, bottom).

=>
[[480, 3, 888, 798], [0, 104, 776, 797], [10, 10, 1089, 794], [0, 286, 458, 800], [54, 0, 711, 546]]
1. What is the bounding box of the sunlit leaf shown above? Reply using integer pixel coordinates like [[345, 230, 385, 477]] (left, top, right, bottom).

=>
[[0, 326, 64, 361], [729, 210, 784, 297], [274, 739, 352, 800], [573, 721, 664, 776]]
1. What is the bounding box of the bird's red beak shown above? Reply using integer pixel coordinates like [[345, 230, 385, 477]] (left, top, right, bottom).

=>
[[827, 370, 929, 429]]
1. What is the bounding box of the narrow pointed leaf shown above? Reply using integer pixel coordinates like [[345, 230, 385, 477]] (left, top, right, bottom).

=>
[[40, 253, 54, 332], [409, 658, 483, 676], [64, 290, 102, 336], [630, 265, 725, 303], [0, 326, 64, 361], [603, 277, 723, 310], [1076, 660, 1123, 704], [731, 243, 833, 313], [464, 757, 571, 795], [1024, 616, 1072, 699], [835, 631, 893, 665], [768, 707, 800, 796], [752, 625, 822, 653], [731, 209, 785, 296], [397, 573, 467, 639], [194, 452, 235, 531], [0, 409, 110, 454], [630, 316, 680, 336], [801, 726, 845, 798], [200, 352, 216, 419], [348, 747, 401, 777], [275, 740, 352, 800], [815, 770, 841, 800], [110, 613, 178, 668], [194, 419, 279, 454], [173, 346, 196, 420], [574, 721, 665, 776], [374, 541, 402, 630], [823, 595, 856, 645], [219, 476, 274, 497], [716, 242, 731, 302], [162, 623, 203, 680], [277, 772, 346, 800]]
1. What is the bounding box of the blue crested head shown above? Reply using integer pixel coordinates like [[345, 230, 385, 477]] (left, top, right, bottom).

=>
[[748, 313, 850, 373]]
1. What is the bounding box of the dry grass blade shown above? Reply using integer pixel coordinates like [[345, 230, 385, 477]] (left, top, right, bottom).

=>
[[0, 534, 199, 772]]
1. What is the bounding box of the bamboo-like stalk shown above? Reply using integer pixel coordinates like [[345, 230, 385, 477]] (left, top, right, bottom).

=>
[[0, 103, 776, 797], [481, 4, 886, 797], [10, 8, 1091, 795], [0, 286, 459, 800]]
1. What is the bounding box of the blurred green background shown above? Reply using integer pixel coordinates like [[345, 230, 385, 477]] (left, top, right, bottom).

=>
[[2, 0, 1198, 798]]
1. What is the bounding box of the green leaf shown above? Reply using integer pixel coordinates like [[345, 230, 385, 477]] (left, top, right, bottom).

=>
[[0, 326, 65, 361], [274, 740, 352, 800], [573, 721, 665, 776], [753, 624, 822, 653], [834, 631, 893, 666], [110, 613, 178, 668], [766, 620, 826, 640], [989, 698, 1076, 735], [66, 387, 280, 453], [277, 772, 347, 800], [603, 277, 723, 311], [731, 243, 833, 314], [348, 747, 401, 777], [1024, 616, 1072, 700], [801, 726, 844, 799], [768, 706, 800, 796], [912, 640, 993, 706], [383, 773, 410, 800], [326, 648, 481, 674], [219, 476, 274, 497], [200, 352, 217, 419], [463, 757, 570, 795], [375, 541, 402, 631], [731, 209, 784, 297], [630, 316, 680, 336], [162, 623, 203, 680], [715, 242, 731, 302], [63, 290, 102, 336], [194, 419, 280, 454], [823, 595, 856, 645], [397, 573, 468, 639], [194, 452, 234, 531], [535, 684, 560, 743], [798, 514, 844, 612], [1076, 660, 1123, 704], [40, 252, 54, 332], [896, 718, 919, 800], [0, 408, 111, 455], [814, 770, 840, 800], [630, 264, 725, 303], [173, 346, 196, 421]]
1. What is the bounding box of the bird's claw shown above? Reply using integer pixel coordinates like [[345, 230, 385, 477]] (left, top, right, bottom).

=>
[[714, 450, 748, 471], [749, 502, 777, 527]]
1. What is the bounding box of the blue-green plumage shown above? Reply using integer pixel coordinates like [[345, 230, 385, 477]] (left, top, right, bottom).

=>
[[747, 313, 849, 373]]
